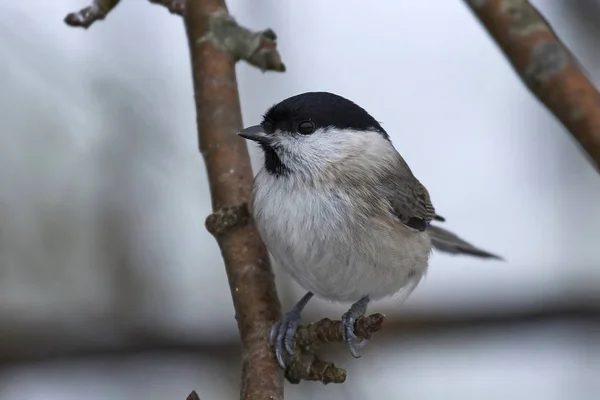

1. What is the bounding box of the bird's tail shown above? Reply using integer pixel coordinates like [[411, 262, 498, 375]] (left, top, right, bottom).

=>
[[427, 225, 502, 260]]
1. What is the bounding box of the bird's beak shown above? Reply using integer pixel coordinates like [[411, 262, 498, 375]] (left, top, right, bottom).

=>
[[238, 125, 269, 144]]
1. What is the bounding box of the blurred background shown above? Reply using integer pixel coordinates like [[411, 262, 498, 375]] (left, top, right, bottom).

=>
[[0, 0, 599, 399]]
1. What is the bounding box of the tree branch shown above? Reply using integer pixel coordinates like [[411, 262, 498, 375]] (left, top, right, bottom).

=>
[[184, 0, 285, 398], [65, 0, 184, 28], [65, 1, 285, 72], [191, 8, 285, 72], [284, 314, 386, 384], [64, 0, 120, 28], [464, 0, 600, 172]]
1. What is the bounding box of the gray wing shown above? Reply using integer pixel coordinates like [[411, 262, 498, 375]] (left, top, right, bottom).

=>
[[379, 167, 437, 232], [379, 164, 502, 260]]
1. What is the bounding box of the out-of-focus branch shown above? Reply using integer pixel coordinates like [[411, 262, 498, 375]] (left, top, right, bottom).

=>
[[184, 0, 285, 398], [65, 0, 184, 28], [464, 0, 600, 172], [186, 391, 200, 400], [64, 0, 120, 28], [2, 301, 598, 366]]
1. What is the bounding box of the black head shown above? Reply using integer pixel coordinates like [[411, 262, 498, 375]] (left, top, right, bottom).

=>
[[261, 92, 388, 138], [239, 92, 389, 176]]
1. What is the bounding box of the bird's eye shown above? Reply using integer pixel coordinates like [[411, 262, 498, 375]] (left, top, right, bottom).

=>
[[297, 120, 316, 135]]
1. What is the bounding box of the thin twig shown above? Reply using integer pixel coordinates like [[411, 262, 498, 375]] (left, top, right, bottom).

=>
[[65, 0, 184, 29], [184, 0, 285, 398], [464, 0, 600, 172], [64, 0, 120, 28]]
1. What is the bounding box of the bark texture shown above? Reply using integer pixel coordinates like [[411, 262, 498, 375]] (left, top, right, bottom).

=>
[[184, 0, 285, 399]]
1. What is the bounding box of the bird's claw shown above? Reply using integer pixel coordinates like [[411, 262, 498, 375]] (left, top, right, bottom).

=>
[[269, 309, 301, 368], [341, 310, 366, 358], [269, 292, 314, 368], [340, 295, 370, 358]]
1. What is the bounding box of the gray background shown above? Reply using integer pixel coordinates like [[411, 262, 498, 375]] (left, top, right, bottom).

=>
[[0, 1, 598, 399]]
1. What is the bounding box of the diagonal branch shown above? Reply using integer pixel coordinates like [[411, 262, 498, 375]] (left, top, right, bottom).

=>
[[184, 0, 285, 398], [64, 0, 120, 28], [65, 0, 184, 29], [464, 0, 600, 173]]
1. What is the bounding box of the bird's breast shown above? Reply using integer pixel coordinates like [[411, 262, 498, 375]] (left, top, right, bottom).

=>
[[251, 171, 431, 302], [252, 173, 349, 250]]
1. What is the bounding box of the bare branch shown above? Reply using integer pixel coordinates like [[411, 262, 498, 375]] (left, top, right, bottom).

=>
[[184, 0, 285, 398], [65, 0, 184, 29], [464, 0, 600, 172], [64, 0, 120, 28], [65, 0, 284, 75], [196, 8, 286, 72], [284, 314, 386, 384]]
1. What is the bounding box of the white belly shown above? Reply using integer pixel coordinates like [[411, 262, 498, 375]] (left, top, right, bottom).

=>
[[251, 171, 432, 303]]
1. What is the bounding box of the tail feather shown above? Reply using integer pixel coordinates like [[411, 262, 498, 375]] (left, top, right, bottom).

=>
[[427, 225, 503, 260]]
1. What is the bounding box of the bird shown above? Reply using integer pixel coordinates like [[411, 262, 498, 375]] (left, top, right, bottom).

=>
[[237, 91, 501, 368]]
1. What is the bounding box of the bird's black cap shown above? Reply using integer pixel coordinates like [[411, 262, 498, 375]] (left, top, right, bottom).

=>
[[261, 92, 389, 138]]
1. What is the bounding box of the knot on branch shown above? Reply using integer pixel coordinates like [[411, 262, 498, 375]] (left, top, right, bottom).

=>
[[285, 352, 346, 384], [198, 9, 286, 72], [284, 313, 386, 384], [205, 204, 251, 237]]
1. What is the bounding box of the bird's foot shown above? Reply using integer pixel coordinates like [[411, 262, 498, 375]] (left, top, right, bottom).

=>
[[340, 295, 370, 358], [269, 292, 313, 368], [270, 309, 301, 368]]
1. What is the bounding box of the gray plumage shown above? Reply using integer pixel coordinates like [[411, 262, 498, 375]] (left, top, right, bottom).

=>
[[249, 124, 500, 302], [238, 91, 501, 364], [427, 224, 502, 260]]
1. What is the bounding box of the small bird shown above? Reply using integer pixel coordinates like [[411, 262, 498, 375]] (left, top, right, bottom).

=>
[[238, 92, 501, 367]]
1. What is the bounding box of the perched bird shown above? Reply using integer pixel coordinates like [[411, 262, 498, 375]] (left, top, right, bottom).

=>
[[238, 92, 501, 367]]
